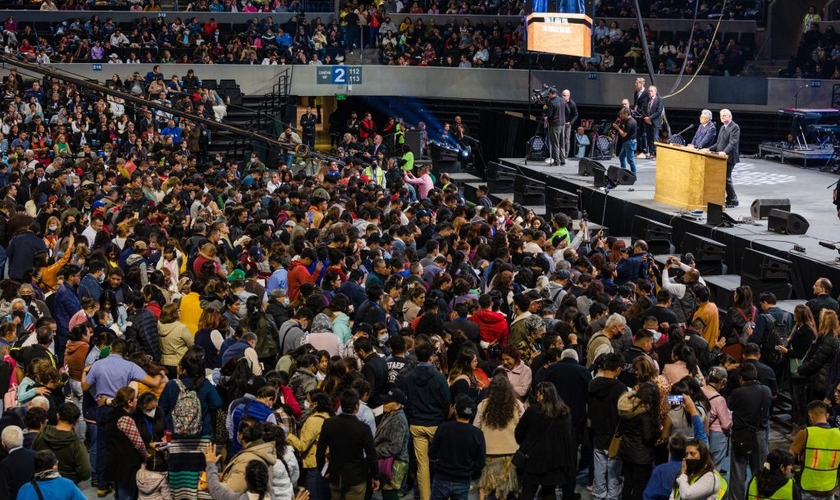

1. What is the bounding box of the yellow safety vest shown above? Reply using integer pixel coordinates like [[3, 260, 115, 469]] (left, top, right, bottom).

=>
[[674, 471, 728, 500], [747, 477, 795, 500], [800, 425, 840, 493]]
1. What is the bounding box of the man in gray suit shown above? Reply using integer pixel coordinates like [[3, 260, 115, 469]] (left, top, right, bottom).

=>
[[710, 108, 740, 207]]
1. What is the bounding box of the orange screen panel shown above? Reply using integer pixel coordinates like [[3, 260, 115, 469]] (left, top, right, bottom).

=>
[[526, 13, 593, 58]]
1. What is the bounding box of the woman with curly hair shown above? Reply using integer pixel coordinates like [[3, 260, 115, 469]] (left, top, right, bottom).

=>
[[474, 374, 524, 500]]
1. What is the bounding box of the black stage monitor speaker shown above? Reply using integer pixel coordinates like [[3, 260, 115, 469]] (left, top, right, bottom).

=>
[[751, 198, 791, 220], [463, 183, 478, 204], [741, 277, 793, 304], [631, 216, 673, 254], [405, 131, 423, 157], [514, 174, 546, 205], [682, 232, 726, 262], [607, 165, 637, 186], [631, 216, 672, 242], [767, 209, 810, 235], [592, 162, 607, 187], [546, 187, 579, 216], [579, 157, 593, 176], [681, 232, 727, 275], [487, 162, 515, 193], [580, 158, 607, 177], [740, 247, 791, 281]]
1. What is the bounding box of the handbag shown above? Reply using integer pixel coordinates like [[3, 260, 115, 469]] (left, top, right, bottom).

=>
[[607, 422, 622, 459], [789, 357, 804, 376], [512, 419, 555, 469], [377, 456, 396, 481]]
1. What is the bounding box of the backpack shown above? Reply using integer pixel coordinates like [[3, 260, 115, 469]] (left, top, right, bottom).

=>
[[759, 312, 789, 365], [172, 379, 203, 436]]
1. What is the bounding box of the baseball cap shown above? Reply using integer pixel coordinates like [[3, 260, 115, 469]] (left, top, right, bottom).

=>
[[381, 388, 407, 406], [553, 269, 571, 280], [227, 269, 246, 281], [249, 246, 265, 260], [454, 394, 476, 418], [416, 209, 431, 219]]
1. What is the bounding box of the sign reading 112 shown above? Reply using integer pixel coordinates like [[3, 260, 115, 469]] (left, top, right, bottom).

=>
[[317, 66, 363, 85]]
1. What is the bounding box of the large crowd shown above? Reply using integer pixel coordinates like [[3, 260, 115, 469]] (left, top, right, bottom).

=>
[[0, 2, 757, 73], [0, 66, 836, 500]]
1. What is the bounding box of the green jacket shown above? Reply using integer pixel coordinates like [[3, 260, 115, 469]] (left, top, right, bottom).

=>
[[32, 425, 92, 482]]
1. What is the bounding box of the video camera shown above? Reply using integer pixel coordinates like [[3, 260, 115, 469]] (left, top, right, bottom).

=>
[[530, 84, 554, 105]]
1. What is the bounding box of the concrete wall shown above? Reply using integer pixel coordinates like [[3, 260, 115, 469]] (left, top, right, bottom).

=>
[[45, 63, 833, 112]]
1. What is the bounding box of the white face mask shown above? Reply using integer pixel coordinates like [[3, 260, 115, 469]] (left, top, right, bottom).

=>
[[303, 400, 311, 410], [282, 298, 290, 307], [378, 333, 389, 344], [143, 409, 156, 418], [49, 225, 57, 231]]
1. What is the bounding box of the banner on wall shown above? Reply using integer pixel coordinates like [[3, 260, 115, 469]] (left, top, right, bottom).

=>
[[526, 13, 593, 58]]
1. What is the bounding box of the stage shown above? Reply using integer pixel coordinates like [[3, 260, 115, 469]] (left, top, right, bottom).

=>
[[486, 154, 840, 301]]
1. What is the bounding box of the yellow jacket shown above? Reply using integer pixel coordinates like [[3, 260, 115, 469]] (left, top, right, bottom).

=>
[[179, 292, 201, 335], [287, 412, 329, 468]]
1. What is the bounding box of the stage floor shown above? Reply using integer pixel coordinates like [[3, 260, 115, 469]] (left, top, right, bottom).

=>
[[496, 155, 840, 268]]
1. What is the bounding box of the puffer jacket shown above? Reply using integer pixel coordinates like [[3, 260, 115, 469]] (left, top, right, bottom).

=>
[[136, 465, 170, 500], [128, 308, 163, 362], [221, 439, 277, 493], [617, 391, 658, 465], [271, 445, 300, 500], [287, 412, 329, 468], [158, 320, 194, 367], [797, 333, 840, 396]]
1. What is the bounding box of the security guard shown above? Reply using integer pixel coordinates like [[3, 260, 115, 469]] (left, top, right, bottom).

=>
[[790, 400, 840, 499]]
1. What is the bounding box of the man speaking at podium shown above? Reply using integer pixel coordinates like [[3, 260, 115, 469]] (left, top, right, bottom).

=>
[[708, 109, 741, 208], [689, 109, 717, 150]]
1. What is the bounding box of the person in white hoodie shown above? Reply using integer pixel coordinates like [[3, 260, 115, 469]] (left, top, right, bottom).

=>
[[263, 423, 300, 500], [136, 451, 170, 500]]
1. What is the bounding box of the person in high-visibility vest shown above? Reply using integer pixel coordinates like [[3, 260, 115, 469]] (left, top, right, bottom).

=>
[[746, 449, 797, 500], [790, 400, 840, 499], [669, 439, 727, 500]]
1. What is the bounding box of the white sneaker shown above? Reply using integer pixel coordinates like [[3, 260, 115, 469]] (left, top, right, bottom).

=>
[[545, 158, 552, 164]]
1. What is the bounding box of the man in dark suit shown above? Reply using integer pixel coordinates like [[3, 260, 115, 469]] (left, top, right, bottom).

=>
[[709, 108, 740, 207], [317, 389, 379, 500], [632, 77, 649, 154], [300, 105, 318, 149], [643, 85, 664, 158], [0, 425, 37, 500], [689, 109, 718, 149]]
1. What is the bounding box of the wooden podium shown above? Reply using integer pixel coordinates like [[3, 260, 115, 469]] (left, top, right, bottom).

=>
[[654, 142, 727, 211]]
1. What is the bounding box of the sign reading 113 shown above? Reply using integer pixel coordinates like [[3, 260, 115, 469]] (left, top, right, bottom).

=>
[[332, 66, 363, 84]]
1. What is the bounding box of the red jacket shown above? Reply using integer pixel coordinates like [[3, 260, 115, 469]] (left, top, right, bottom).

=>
[[287, 260, 315, 302], [470, 309, 509, 345]]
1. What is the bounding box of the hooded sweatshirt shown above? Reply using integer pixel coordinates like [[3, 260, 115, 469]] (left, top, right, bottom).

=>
[[64, 339, 90, 381], [400, 363, 451, 426], [470, 309, 509, 347], [222, 439, 277, 493], [31, 425, 92, 482], [158, 320, 194, 367], [136, 465, 171, 500], [587, 376, 628, 449]]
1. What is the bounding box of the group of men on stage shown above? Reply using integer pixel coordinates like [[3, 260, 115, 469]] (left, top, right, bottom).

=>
[[610, 77, 742, 208]]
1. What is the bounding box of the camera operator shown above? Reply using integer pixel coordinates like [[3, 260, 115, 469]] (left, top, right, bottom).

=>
[[544, 87, 566, 166], [661, 256, 706, 325], [616, 239, 650, 284]]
